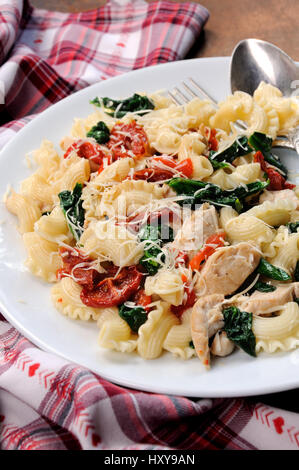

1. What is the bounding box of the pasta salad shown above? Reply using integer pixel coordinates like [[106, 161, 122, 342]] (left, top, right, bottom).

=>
[[6, 81, 299, 369]]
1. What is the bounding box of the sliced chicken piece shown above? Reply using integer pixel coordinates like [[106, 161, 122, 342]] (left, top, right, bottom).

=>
[[237, 282, 299, 316], [259, 189, 299, 207], [210, 331, 235, 357], [191, 294, 225, 369], [194, 242, 261, 297], [172, 203, 219, 256]]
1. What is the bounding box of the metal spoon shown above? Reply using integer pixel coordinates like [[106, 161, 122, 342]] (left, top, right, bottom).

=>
[[230, 38, 299, 151], [230, 38, 299, 97]]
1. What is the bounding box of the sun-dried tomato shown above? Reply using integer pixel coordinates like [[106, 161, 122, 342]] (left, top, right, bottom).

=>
[[254, 151, 295, 190], [80, 266, 143, 308], [107, 121, 149, 159], [171, 285, 196, 318], [64, 140, 112, 172], [132, 289, 152, 312], [132, 168, 174, 182], [57, 247, 100, 289]]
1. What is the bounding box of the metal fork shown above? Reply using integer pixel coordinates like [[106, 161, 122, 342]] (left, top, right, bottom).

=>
[[168, 77, 299, 153]]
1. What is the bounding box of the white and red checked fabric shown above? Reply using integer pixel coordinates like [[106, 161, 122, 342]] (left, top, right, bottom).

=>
[[0, 0, 299, 451]]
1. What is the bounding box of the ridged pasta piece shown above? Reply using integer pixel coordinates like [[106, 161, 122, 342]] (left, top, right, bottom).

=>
[[82, 158, 136, 221], [254, 81, 299, 133], [177, 132, 206, 161], [34, 206, 71, 243], [6, 191, 41, 234], [207, 163, 263, 190], [137, 301, 179, 359], [229, 163, 263, 186], [245, 199, 297, 227], [32, 140, 61, 179], [210, 91, 279, 137], [267, 227, 299, 275], [254, 302, 299, 353], [51, 277, 102, 321], [219, 206, 238, 229], [149, 92, 172, 110], [144, 269, 184, 306], [80, 220, 143, 266], [206, 167, 235, 190], [221, 213, 274, 247], [163, 308, 196, 359], [55, 154, 90, 193], [184, 98, 216, 127], [99, 179, 167, 218], [23, 232, 61, 282], [20, 174, 56, 209], [97, 307, 137, 353]]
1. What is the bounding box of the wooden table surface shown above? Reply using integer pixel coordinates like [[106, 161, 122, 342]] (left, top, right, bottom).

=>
[[32, 0, 299, 60], [29, 0, 299, 409]]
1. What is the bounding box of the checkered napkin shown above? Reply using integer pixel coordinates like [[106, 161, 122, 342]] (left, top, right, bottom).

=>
[[0, 0, 298, 451]]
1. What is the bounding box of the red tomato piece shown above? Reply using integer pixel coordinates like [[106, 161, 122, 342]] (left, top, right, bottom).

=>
[[107, 121, 149, 159], [64, 140, 112, 172], [254, 151, 295, 191], [205, 127, 219, 151], [80, 266, 143, 308], [175, 158, 193, 178], [152, 156, 177, 169], [171, 285, 196, 318], [174, 251, 189, 268], [57, 247, 100, 289], [132, 289, 152, 312], [132, 168, 174, 182], [189, 231, 226, 271]]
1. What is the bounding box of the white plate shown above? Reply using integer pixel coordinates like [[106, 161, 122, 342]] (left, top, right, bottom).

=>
[[1, 57, 299, 398]]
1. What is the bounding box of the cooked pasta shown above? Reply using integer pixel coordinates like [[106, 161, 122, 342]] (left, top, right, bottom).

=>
[[5, 83, 299, 370]]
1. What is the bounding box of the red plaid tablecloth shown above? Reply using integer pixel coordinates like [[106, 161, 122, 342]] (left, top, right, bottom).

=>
[[0, 0, 299, 451]]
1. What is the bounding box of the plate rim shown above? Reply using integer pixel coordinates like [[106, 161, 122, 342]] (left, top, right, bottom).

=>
[[1, 55, 299, 398]]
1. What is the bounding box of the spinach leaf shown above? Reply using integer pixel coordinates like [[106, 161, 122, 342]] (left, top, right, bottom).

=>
[[139, 223, 174, 245], [91, 93, 154, 118], [86, 120, 110, 144], [287, 221, 299, 234], [223, 306, 256, 357], [209, 136, 252, 164], [58, 183, 85, 242], [253, 281, 277, 293], [167, 177, 268, 212], [138, 222, 173, 276], [257, 258, 291, 281], [294, 261, 299, 282], [118, 304, 147, 332], [208, 158, 230, 170], [248, 132, 288, 176], [189, 340, 195, 349]]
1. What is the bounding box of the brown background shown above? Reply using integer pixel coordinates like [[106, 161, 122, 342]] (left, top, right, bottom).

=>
[[31, 0, 299, 60], [29, 0, 299, 408]]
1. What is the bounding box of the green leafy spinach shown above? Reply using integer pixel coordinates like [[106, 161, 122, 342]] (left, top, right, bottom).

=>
[[138, 223, 173, 276], [91, 93, 155, 118], [118, 304, 147, 332], [257, 258, 291, 281], [248, 131, 288, 176], [86, 120, 110, 144], [58, 183, 85, 242], [223, 306, 256, 357], [167, 177, 269, 212]]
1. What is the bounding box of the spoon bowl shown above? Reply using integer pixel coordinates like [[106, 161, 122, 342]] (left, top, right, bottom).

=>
[[230, 38, 299, 97]]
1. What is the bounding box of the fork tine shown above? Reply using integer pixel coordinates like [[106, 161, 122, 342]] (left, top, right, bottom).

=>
[[173, 87, 189, 103], [188, 77, 218, 105], [168, 91, 183, 106]]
